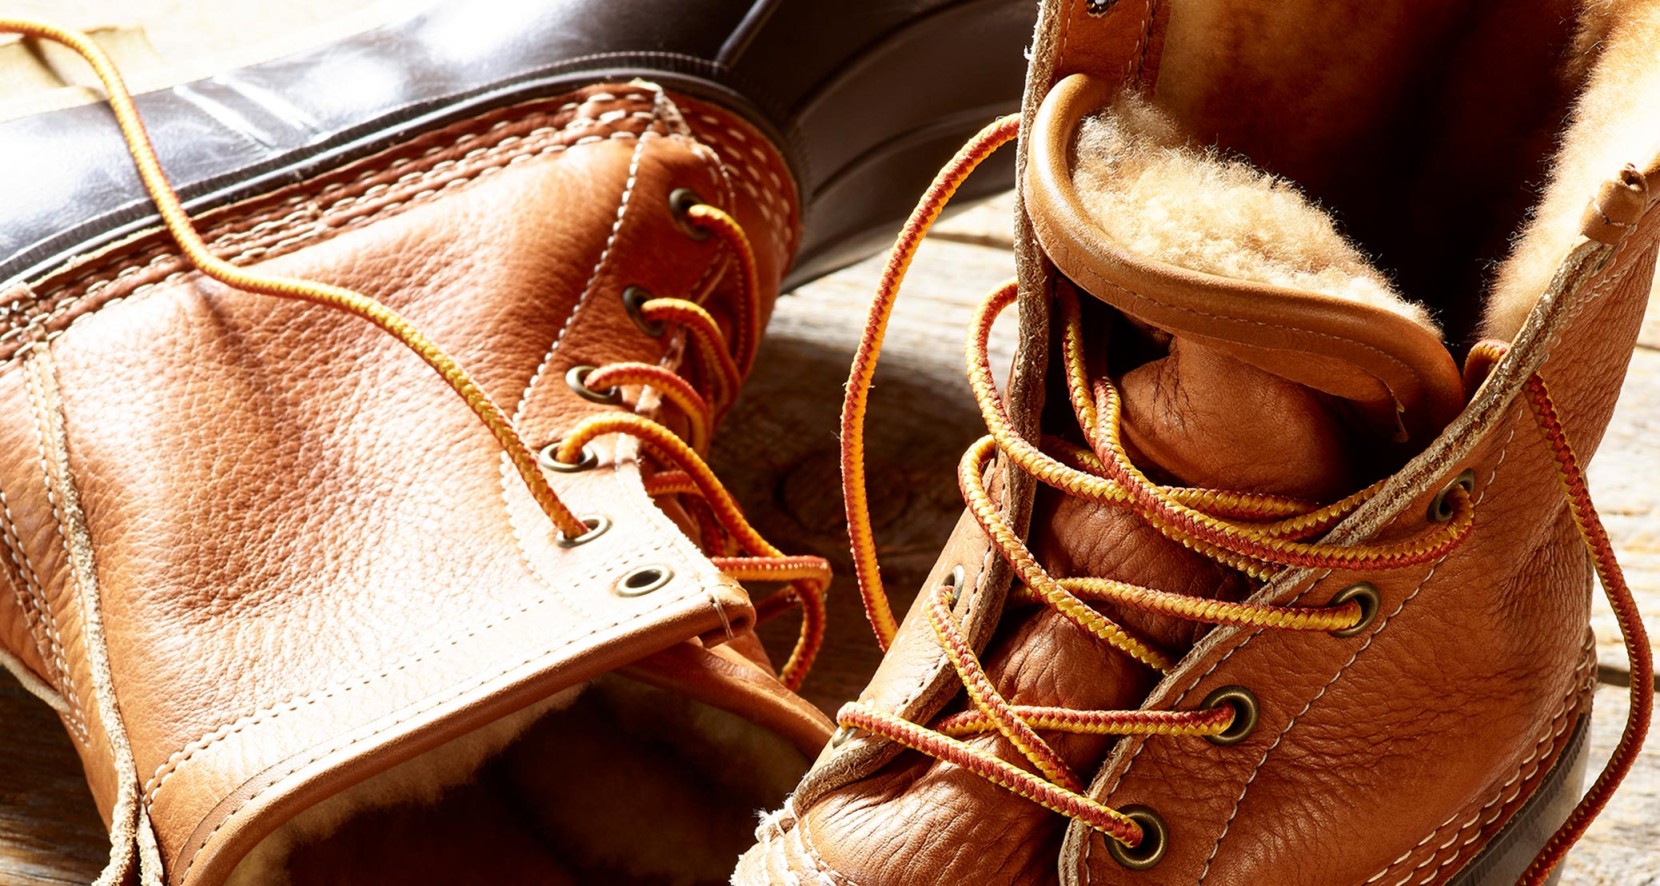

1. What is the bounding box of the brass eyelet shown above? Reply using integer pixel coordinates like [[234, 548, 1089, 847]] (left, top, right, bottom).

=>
[[1427, 468, 1477, 523], [1200, 685, 1259, 746], [1328, 582, 1381, 638], [621, 286, 666, 338], [829, 725, 857, 748], [1106, 806, 1167, 870], [668, 187, 711, 241], [617, 564, 673, 597], [565, 365, 621, 405], [557, 515, 611, 548], [538, 440, 598, 473], [942, 565, 968, 607]]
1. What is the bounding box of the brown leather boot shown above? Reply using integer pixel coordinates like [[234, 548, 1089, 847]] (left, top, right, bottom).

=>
[[738, 1, 1657, 883], [0, 2, 1036, 883]]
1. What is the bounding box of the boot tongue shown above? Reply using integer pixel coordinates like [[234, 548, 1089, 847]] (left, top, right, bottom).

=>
[[1118, 337, 1360, 501]]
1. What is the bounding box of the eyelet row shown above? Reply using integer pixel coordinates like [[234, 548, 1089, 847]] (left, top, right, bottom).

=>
[[531, 188, 711, 598]]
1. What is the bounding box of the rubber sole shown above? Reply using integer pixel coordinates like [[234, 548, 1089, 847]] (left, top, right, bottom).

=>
[[1446, 713, 1589, 886]]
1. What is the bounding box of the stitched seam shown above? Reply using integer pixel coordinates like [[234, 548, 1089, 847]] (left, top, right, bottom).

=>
[[685, 110, 797, 245], [0, 93, 664, 360], [1078, 184, 1641, 885], [25, 348, 153, 884], [0, 91, 655, 319], [1196, 414, 1524, 878], [1133, 0, 1156, 82], [1197, 556, 1448, 882], [1095, 273, 1425, 400], [1086, 413, 1526, 878], [1082, 564, 1332, 872], [790, 799, 861, 886], [1195, 416, 1525, 881], [688, 110, 794, 239], [0, 516, 46, 658], [143, 524, 693, 805], [21, 353, 89, 743], [681, 135, 739, 301], [0, 486, 73, 709], [171, 570, 731, 884], [495, 93, 665, 626], [30, 131, 699, 372], [1365, 651, 1592, 884], [513, 91, 659, 422]]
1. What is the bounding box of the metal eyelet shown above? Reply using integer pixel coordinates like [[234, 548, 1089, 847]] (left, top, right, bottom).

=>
[[829, 725, 858, 748], [1106, 806, 1167, 870], [538, 440, 598, 473], [557, 515, 611, 548], [942, 565, 968, 607], [1200, 685, 1259, 746], [668, 187, 711, 241], [565, 365, 621, 405], [1427, 468, 1477, 523], [617, 564, 673, 597], [621, 286, 666, 338], [1328, 582, 1381, 638]]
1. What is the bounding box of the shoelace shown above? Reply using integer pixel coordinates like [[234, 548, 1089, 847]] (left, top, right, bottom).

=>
[[2, 20, 828, 688], [837, 116, 1652, 883]]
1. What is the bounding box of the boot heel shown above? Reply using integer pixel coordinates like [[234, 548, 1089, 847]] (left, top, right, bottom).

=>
[[1449, 713, 1591, 886]]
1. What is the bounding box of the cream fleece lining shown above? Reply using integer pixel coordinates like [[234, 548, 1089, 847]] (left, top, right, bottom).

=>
[[1071, 95, 1440, 334], [224, 686, 584, 886], [1489, 0, 1660, 338]]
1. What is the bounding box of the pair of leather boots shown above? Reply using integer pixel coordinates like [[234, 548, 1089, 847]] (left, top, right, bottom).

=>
[[0, 1, 1652, 883]]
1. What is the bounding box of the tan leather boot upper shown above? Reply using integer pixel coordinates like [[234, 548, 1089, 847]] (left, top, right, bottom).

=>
[[0, 66, 830, 885], [739, 2, 1658, 883]]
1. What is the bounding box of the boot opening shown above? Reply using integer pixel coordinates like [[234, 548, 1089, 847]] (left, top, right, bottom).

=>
[[225, 676, 808, 886], [1083, 0, 1660, 348]]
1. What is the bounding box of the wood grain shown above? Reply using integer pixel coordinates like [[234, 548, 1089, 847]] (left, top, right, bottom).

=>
[[1558, 684, 1660, 885], [0, 681, 106, 885]]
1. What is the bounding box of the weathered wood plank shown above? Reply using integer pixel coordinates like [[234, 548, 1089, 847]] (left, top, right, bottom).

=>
[[1589, 346, 1660, 687], [1558, 684, 1660, 885], [0, 681, 107, 885]]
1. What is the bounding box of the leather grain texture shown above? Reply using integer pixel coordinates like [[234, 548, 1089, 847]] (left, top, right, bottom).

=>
[[0, 82, 815, 885], [738, 1, 1660, 883]]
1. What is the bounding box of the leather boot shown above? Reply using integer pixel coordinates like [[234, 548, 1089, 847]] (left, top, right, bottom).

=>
[[738, 1, 1656, 883], [0, 2, 1033, 883]]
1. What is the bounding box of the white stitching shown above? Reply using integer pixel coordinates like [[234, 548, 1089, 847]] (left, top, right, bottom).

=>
[[1366, 652, 1591, 883], [142, 523, 696, 805], [0, 487, 75, 718], [1192, 409, 1526, 881], [20, 354, 89, 743], [171, 564, 727, 883], [0, 92, 663, 356], [1197, 556, 1449, 882], [495, 91, 666, 624]]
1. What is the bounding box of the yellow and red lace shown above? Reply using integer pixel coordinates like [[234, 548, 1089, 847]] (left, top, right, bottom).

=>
[[2, 20, 828, 689], [836, 116, 1651, 884]]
